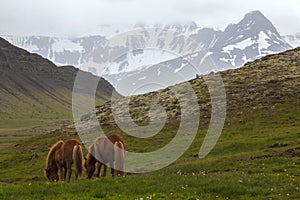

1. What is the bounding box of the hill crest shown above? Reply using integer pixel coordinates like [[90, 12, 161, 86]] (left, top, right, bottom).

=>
[[0, 37, 120, 119]]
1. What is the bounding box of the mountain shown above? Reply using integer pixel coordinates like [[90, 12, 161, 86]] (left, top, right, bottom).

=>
[[1, 35, 106, 66], [0, 37, 120, 119], [2, 46, 300, 198], [93, 10, 292, 95], [54, 46, 300, 162], [282, 33, 300, 48], [83, 46, 300, 124], [208, 10, 292, 69], [0, 21, 201, 69], [1, 11, 292, 95]]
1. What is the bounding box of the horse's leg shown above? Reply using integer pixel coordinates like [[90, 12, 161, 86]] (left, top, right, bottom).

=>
[[66, 162, 72, 182], [95, 162, 101, 177], [101, 163, 107, 177], [109, 161, 115, 177], [75, 166, 79, 180], [62, 166, 67, 181], [111, 167, 115, 177], [58, 164, 63, 182]]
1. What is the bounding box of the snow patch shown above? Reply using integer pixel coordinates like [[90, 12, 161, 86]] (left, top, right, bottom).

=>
[[138, 76, 146, 80], [174, 62, 186, 73], [223, 37, 254, 54], [106, 49, 178, 75], [52, 38, 84, 52], [257, 31, 271, 52]]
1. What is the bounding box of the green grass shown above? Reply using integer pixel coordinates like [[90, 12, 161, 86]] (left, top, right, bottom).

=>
[[0, 101, 300, 199], [0, 117, 72, 150], [1, 170, 298, 200], [1, 39, 300, 199]]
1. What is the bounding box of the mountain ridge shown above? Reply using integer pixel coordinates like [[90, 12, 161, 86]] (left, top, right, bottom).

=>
[[1, 11, 294, 95], [96, 10, 293, 95], [2, 11, 292, 70], [69, 46, 300, 131], [0, 37, 120, 119]]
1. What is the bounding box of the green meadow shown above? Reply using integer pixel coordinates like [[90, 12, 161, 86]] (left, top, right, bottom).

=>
[[0, 100, 299, 200], [1, 47, 300, 199]]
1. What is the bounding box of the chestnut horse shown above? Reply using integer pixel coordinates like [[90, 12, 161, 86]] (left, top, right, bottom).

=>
[[84, 134, 125, 179], [45, 139, 84, 182]]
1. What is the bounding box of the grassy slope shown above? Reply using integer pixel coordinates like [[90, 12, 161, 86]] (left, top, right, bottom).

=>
[[0, 102, 299, 200], [0, 37, 118, 149], [1, 48, 300, 199]]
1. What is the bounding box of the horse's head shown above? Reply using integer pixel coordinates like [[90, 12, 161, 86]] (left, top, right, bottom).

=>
[[44, 168, 59, 182], [115, 170, 125, 177], [84, 157, 95, 179]]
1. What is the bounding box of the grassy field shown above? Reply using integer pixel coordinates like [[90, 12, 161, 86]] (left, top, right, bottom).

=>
[[0, 101, 299, 200], [1, 37, 299, 200], [0, 117, 72, 149]]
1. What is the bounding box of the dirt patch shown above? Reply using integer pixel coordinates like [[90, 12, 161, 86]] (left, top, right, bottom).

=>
[[250, 146, 300, 160], [268, 143, 289, 148], [280, 146, 300, 157], [250, 154, 274, 160]]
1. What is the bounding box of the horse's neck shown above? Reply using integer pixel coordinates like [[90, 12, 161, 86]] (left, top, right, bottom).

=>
[[47, 143, 63, 170], [88, 153, 98, 165]]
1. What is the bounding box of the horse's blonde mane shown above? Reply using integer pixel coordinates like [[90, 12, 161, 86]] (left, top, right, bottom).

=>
[[46, 140, 64, 169]]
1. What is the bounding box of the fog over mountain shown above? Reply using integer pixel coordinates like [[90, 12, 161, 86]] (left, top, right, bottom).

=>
[[1, 11, 295, 95]]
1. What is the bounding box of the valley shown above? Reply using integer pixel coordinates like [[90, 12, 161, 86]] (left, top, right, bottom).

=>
[[0, 40, 299, 199]]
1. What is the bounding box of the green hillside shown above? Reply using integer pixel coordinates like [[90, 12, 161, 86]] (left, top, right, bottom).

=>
[[0, 37, 118, 119], [0, 38, 120, 149], [0, 47, 300, 199]]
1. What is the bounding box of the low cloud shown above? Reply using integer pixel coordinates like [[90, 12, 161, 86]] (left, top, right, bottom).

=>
[[0, 0, 299, 36]]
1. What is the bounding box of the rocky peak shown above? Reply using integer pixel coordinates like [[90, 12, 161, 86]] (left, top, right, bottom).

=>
[[238, 10, 278, 34]]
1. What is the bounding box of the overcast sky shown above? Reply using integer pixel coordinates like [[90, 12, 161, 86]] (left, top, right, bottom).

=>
[[0, 0, 299, 37]]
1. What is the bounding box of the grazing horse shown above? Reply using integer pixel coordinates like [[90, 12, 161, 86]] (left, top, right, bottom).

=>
[[84, 134, 125, 179], [44, 139, 84, 182]]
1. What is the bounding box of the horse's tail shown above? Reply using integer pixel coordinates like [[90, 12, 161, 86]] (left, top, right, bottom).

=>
[[73, 144, 84, 176], [114, 141, 125, 176]]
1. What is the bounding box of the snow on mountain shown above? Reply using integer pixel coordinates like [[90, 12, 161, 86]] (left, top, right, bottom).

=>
[[102, 50, 178, 75], [1, 35, 106, 66], [209, 10, 292, 70], [282, 33, 300, 48], [1, 11, 293, 95]]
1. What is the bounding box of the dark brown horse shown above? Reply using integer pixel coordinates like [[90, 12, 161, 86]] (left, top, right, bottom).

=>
[[84, 134, 125, 179], [45, 139, 84, 182]]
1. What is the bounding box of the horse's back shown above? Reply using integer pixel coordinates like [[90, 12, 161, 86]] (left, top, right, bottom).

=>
[[93, 135, 124, 164], [62, 139, 82, 160], [94, 134, 125, 152], [50, 140, 64, 152], [94, 136, 113, 162], [64, 139, 81, 149], [65, 139, 81, 146], [108, 135, 125, 149]]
